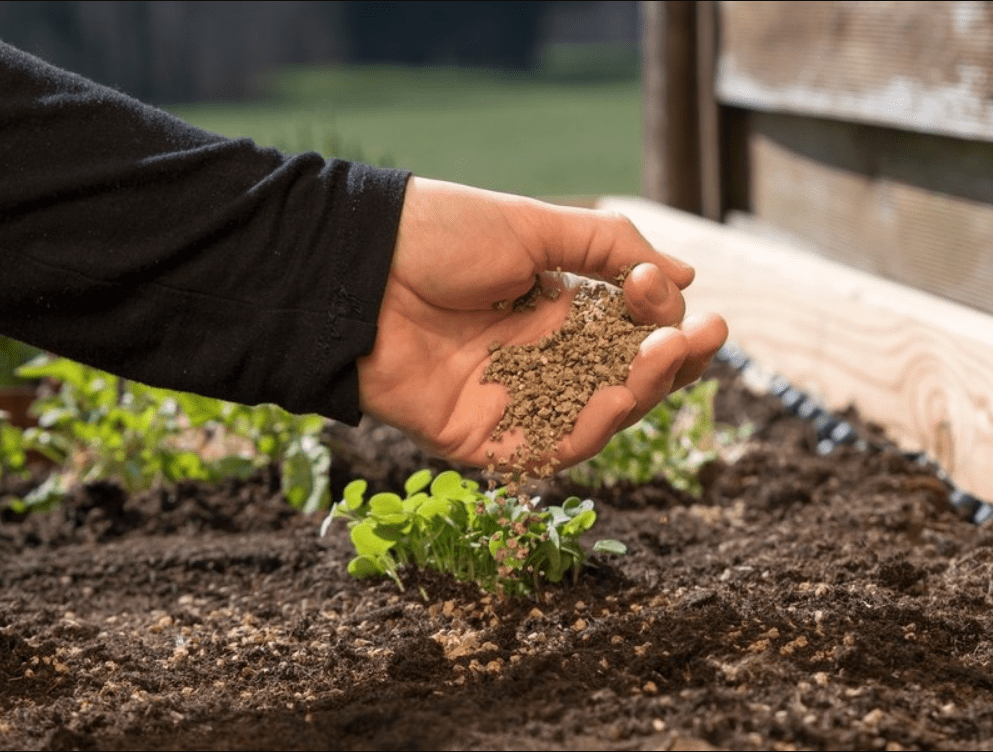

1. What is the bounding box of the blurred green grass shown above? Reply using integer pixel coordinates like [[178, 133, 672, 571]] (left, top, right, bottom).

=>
[[167, 56, 643, 198]]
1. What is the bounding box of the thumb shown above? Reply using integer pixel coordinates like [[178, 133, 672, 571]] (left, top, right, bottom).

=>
[[622, 262, 686, 328]]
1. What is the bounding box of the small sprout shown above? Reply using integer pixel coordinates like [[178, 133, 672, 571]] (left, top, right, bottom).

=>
[[569, 378, 752, 496], [323, 469, 626, 598]]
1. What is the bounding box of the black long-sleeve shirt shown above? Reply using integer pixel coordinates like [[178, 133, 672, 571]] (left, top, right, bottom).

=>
[[0, 41, 410, 425]]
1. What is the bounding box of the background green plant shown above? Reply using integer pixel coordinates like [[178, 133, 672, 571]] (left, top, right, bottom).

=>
[[2, 354, 330, 514], [324, 468, 626, 598], [0, 418, 28, 483], [0, 336, 41, 388], [570, 378, 752, 496]]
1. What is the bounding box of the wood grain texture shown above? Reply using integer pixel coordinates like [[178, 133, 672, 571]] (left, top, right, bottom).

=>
[[747, 112, 993, 317], [717, 0, 993, 142], [597, 195, 993, 502]]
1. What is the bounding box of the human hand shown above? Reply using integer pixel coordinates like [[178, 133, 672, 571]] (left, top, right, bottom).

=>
[[356, 177, 729, 470]]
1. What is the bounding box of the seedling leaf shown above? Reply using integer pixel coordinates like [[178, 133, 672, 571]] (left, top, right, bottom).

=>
[[343, 479, 368, 510], [592, 539, 628, 555], [347, 555, 383, 579], [431, 469, 471, 500], [404, 469, 433, 496], [563, 509, 596, 537], [349, 520, 399, 556], [369, 492, 404, 518], [416, 496, 454, 521]]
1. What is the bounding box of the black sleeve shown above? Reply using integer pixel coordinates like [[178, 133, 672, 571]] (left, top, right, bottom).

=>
[[0, 41, 411, 425]]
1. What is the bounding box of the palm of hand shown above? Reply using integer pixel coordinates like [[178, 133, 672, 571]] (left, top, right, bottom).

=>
[[357, 267, 576, 465]]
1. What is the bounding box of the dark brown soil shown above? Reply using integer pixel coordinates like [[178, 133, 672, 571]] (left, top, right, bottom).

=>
[[3, 360, 993, 751]]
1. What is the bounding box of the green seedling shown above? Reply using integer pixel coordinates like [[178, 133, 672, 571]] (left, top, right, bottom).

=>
[[0, 414, 28, 483], [0, 335, 41, 388], [323, 468, 627, 597], [570, 378, 752, 495], [5, 354, 331, 513]]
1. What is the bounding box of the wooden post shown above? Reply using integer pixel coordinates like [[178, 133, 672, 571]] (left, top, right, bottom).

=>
[[640, 1, 700, 213], [695, 0, 722, 221]]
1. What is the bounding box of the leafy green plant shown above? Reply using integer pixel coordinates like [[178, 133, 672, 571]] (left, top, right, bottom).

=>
[[5, 354, 331, 513], [0, 414, 28, 482], [0, 335, 41, 388], [204, 401, 331, 513], [0, 407, 68, 513], [570, 378, 752, 495], [323, 468, 626, 597]]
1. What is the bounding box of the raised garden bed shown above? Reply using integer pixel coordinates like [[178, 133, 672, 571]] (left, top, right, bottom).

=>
[[2, 200, 991, 750], [3, 350, 992, 750]]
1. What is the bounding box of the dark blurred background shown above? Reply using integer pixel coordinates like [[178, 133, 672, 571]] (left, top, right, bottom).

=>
[[0, 0, 641, 103]]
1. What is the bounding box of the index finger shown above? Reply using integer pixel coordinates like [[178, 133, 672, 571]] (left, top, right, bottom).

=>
[[536, 204, 696, 290]]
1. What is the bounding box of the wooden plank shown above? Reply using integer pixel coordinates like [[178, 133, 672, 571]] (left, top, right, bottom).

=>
[[716, 1, 993, 142], [745, 111, 993, 318], [597, 195, 993, 503], [640, 1, 701, 212], [696, 0, 722, 222]]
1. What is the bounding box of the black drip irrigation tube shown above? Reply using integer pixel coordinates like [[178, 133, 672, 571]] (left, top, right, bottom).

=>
[[714, 342, 993, 525]]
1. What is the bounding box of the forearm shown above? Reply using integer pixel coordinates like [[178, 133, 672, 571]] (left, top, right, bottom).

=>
[[0, 42, 409, 424]]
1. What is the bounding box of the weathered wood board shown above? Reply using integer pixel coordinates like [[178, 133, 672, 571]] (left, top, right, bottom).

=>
[[745, 111, 993, 318], [597, 195, 993, 503], [717, 0, 993, 142]]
